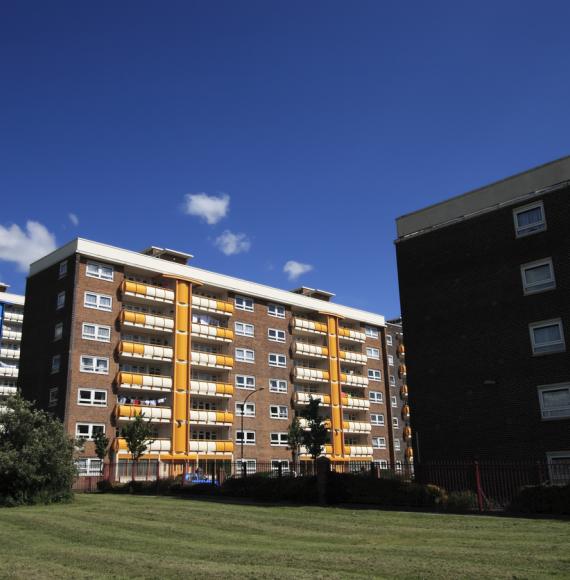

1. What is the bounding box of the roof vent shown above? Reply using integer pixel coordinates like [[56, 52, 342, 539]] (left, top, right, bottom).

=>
[[290, 286, 335, 302], [140, 246, 193, 265]]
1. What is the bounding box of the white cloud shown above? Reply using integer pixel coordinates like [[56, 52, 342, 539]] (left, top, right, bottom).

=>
[[68, 213, 79, 226], [283, 260, 313, 280], [0, 221, 57, 272], [214, 230, 251, 256], [183, 193, 230, 225]]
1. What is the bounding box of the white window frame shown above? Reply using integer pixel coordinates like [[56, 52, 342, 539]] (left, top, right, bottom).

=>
[[82, 323, 111, 343], [394, 439, 401, 451], [235, 322, 255, 337], [76, 458, 103, 476], [84, 292, 113, 312], [268, 328, 286, 343], [391, 395, 397, 407], [368, 369, 382, 381], [235, 402, 256, 417], [86, 260, 114, 281], [392, 418, 400, 429], [271, 460, 290, 473], [389, 375, 396, 386], [386, 335, 393, 346], [80, 355, 109, 375], [529, 319, 565, 355], [58, 260, 68, 278], [54, 322, 63, 341], [270, 432, 289, 446], [370, 413, 385, 426], [387, 355, 394, 366], [235, 430, 256, 445], [268, 304, 286, 319], [546, 451, 570, 484], [235, 459, 257, 474], [235, 375, 256, 390], [56, 291, 65, 310], [235, 295, 254, 312], [269, 353, 287, 368], [513, 201, 546, 238], [51, 355, 61, 374], [537, 383, 570, 420], [520, 258, 556, 295], [369, 391, 384, 404], [365, 326, 379, 339], [75, 423, 105, 441], [269, 405, 288, 420], [269, 379, 287, 393], [48, 387, 58, 406], [78, 388, 108, 407], [372, 436, 386, 449], [235, 348, 255, 363], [366, 347, 380, 359]]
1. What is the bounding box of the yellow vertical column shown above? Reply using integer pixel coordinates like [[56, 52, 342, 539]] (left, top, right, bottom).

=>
[[172, 280, 192, 456], [327, 315, 345, 458]]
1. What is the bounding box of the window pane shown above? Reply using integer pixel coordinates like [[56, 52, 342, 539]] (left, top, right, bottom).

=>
[[534, 325, 561, 344], [517, 207, 542, 227], [525, 264, 551, 284]]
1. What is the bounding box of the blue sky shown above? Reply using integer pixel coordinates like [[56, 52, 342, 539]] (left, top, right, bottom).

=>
[[1, 1, 569, 317]]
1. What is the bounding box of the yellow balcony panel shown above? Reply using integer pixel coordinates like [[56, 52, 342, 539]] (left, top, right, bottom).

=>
[[294, 392, 331, 406], [189, 410, 234, 425], [338, 327, 366, 343], [397, 344, 406, 358], [398, 364, 407, 378], [0, 366, 18, 378], [0, 385, 17, 397], [339, 351, 367, 365], [400, 384, 409, 399], [340, 373, 368, 387], [115, 437, 171, 453], [192, 323, 234, 342], [189, 380, 234, 397], [0, 347, 20, 359], [1, 328, 22, 342], [190, 352, 234, 369], [115, 404, 172, 423], [293, 367, 330, 383], [341, 396, 370, 410], [119, 341, 173, 361], [3, 311, 24, 324], [403, 426, 412, 441], [122, 280, 175, 304], [188, 440, 234, 454], [292, 318, 327, 335], [293, 342, 329, 359], [345, 445, 373, 458], [402, 404, 411, 420], [343, 421, 372, 433], [121, 311, 174, 333], [117, 372, 172, 392], [191, 295, 234, 316]]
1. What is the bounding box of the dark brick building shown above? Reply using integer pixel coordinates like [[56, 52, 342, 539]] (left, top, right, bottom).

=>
[[396, 156, 570, 469]]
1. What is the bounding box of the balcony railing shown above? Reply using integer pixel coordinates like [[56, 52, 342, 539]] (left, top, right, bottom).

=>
[[339, 351, 367, 366], [338, 327, 366, 343], [340, 373, 368, 387], [190, 380, 234, 397], [294, 391, 369, 410], [118, 341, 173, 361], [343, 421, 371, 433], [293, 342, 328, 359], [292, 318, 327, 335], [0, 385, 17, 397], [121, 311, 174, 333], [293, 367, 330, 383], [342, 396, 370, 410], [0, 366, 18, 378], [122, 280, 175, 303], [192, 324, 234, 342], [115, 437, 171, 453], [3, 311, 23, 324], [294, 392, 331, 406], [188, 440, 234, 454], [191, 352, 234, 369], [115, 404, 171, 423], [117, 371, 172, 392], [0, 348, 20, 359], [191, 295, 234, 316], [189, 410, 233, 425], [345, 445, 373, 457], [1, 328, 22, 341]]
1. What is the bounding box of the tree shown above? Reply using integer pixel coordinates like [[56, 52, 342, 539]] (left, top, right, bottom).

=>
[[301, 397, 328, 462], [287, 415, 304, 473], [93, 430, 110, 476], [0, 395, 76, 506], [120, 413, 155, 481]]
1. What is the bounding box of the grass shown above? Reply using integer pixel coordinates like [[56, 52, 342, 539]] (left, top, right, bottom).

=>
[[0, 495, 569, 579]]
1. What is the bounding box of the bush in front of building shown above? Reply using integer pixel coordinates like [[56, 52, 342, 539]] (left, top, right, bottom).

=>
[[221, 474, 319, 503], [508, 484, 570, 515], [0, 395, 76, 507], [444, 490, 478, 513]]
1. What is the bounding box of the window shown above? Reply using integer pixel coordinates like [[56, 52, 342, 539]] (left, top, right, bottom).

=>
[[270, 432, 288, 446], [269, 379, 287, 393], [80, 356, 109, 374], [78, 389, 108, 407], [369, 391, 384, 404], [236, 402, 256, 417], [546, 452, 570, 484], [49, 387, 58, 407], [391, 395, 397, 407], [375, 460, 388, 470], [84, 292, 112, 312], [387, 355, 394, 366], [235, 322, 254, 337], [76, 458, 103, 476], [58, 260, 68, 278], [269, 353, 287, 367], [372, 437, 386, 449], [386, 335, 393, 346], [268, 328, 286, 343], [86, 261, 114, 281], [394, 439, 401, 451], [513, 201, 546, 237], [268, 304, 285, 318], [270, 405, 288, 420], [235, 375, 256, 390], [392, 418, 399, 429], [236, 348, 255, 363], [235, 295, 254, 312], [235, 431, 256, 445], [54, 323, 63, 341], [236, 459, 257, 474], [521, 259, 556, 294], [51, 355, 61, 374], [389, 375, 396, 386], [56, 291, 65, 310], [82, 323, 111, 342], [368, 369, 381, 381], [271, 460, 290, 474], [75, 423, 105, 440], [366, 347, 380, 359], [537, 384, 570, 420], [529, 319, 565, 355], [365, 326, 379, 339], [371, 413, 385, 426]]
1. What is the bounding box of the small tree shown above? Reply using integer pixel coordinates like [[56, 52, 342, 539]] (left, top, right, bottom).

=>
[[301, 397, 328, 463], [287, 415, 304, 474], [120, 414, 155, 482], [93, 430, 110, 476]]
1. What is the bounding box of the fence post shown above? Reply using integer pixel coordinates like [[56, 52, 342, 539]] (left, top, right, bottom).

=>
[[242, 463, 247, 479], [278, 462, 283, 478], [156, 460, 161, 493], [474, 461, 484, 512]]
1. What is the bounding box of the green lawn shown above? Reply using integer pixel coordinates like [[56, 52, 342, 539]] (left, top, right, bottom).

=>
[[0, 495, 568, 579]]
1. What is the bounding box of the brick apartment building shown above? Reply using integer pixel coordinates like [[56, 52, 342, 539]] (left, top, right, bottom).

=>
[[0, 283, 24, 411], [396, 156, 570, 468], [19, 238, 411, 476]]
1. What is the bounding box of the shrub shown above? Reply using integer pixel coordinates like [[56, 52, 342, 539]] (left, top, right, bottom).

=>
[[445, 490, 477, 513], [221, 475, 318, 503], [508, 484, 570, 515]]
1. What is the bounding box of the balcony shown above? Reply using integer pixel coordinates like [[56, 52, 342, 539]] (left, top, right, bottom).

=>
[[117, 372, 172, 392], [1, 328, 22, 341], [340, 373, 368, 387], [339, 351, 367, 366], [294, 391, 369, 410], [400, 384, 408, 399], [118, 341, 173, 362], [300, 444, 333, 456], [397, 344, 405, 358], [343, 421, 371, 433], [299, 418, 332, 430], [338, 327, 366, 343], [189, 410, 233, 426], [115, 404, 172, 423], [190, 380, 233, 398], [115, 437, 171, 453], [344, 445, 373, 458], [398, 364, 407, 378], [292, 318, 327, 336], [3, 311, 23, 324], [294, 392, 331, 406], [0, 366, 18, 378], [293, 342, 328, 359], [122, 280, 175, 304], [0, 348, 20, 360], [293, 367, 330, 383], [342, 396, 370, 410], [191, 352, 233, 370], [0, 385, 17, 397], [188, 440, 234, 454], [192, 295, 233, 316], [192, 324, 233, 343], [402, 404, 411, 420], [121, 311, 174, 333]]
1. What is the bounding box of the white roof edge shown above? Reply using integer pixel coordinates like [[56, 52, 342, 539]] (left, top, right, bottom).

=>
[[29, 238, 386, 327], [1, 292, 25, 306]]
